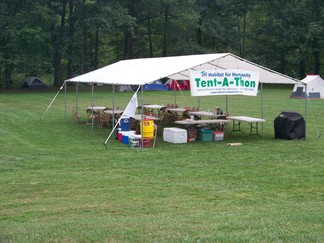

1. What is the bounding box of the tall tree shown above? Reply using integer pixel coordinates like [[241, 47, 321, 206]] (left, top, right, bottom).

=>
[[49, 0, 68, 87]]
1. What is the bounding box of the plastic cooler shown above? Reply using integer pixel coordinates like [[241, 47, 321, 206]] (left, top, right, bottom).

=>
[[121, 131, 136, 144], [140, 119, 154, 138], [129, 134, 141, 147], [120, 117, 130, 131], [163, 127, 187, 143]]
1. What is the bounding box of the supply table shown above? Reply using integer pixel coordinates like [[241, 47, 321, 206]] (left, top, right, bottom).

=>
[[165, 107, 188, 121], [86, 106, 107, 124], [227, 116, 266, 137], [133, 114, 160, 121], [175, 119, 229, 125], [103, 109, 124, 127], [175, 119, 229, 131], [142, 104, 166, 118], [187, 110, 225, 120]]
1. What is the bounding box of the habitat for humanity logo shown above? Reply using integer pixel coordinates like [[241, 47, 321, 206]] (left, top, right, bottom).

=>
[[201, 71, 208, 77]]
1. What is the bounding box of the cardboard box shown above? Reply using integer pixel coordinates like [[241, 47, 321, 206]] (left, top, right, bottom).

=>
[[187, 128, 198, 142]]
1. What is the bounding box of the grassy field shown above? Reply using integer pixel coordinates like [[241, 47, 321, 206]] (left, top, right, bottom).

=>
[[0, 85, 323, 242]]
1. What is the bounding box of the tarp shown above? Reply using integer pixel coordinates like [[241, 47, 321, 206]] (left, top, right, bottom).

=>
[[291, 74, 324, 99], [65, 53, 298, 85]]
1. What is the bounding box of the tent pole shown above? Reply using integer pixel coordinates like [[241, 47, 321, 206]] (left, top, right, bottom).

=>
[[260, 82, 264, 132], [141, 85, 144, 148], [91, 83, 94, 131], [76, 83, 79, 125], [40, 82, 65, 120], [225, 95, 228, 114], [261, 83, 264, 118], [174, 85, 176, 104], [64, 82, 67, 121], [112, 84, 115, 128], [304, 84, 307, 138]]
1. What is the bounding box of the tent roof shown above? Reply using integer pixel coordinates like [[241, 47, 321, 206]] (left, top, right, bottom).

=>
[[300, 74, 323, 84], [66, 53, 298, 85]]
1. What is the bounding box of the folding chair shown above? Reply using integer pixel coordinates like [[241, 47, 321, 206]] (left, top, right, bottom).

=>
[[72, 108, 82, 124]]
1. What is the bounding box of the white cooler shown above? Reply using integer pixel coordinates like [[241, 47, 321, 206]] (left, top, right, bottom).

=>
[[163, 127, 187, 143]]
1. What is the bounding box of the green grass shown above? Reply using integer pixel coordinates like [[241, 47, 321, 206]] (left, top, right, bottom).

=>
[[0, 86, 323, 242]]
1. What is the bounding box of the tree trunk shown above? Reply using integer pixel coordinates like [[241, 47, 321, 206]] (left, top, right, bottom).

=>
[[299, 58, 306, 79], [197, 18, 202, 47], [81, 24, 88, 73], [313, 0, 320, 74], [54, 51, 62, 87], [279, 51, 285, 74], [241, 0, 247, 58], [162, 6, 169, 57], [123, 1, 135, 59], [4, 63, 12, 88], [147, 14, 153, 57], [94, 0, 100, 69], [53, 0, 67, 87], [67, 0, 74, 79]]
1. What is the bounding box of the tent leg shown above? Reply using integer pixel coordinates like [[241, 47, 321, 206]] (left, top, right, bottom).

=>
[[260, 82, 264, 133], [64, 82, 67, 121], [91, 83, 94, 131], [112, 84, 115, 128]]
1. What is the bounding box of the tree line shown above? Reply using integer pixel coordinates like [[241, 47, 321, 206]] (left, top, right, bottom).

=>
[[0, 0, 323, 88]]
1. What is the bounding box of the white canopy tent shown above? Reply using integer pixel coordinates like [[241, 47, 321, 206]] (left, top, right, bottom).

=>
[[66, 53, 298, 85], [41, 53, 299, 147]]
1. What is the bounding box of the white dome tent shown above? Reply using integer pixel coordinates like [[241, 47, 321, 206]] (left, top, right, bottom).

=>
[[291, 75, 324, 99]]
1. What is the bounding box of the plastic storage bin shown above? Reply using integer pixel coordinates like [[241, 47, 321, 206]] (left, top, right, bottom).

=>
[[213, 131, 224, 141], [199, 129, 213, 142]]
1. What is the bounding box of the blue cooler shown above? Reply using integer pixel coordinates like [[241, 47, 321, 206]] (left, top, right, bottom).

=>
[[120, 117, 130, 131], [122, 131, 135, 144]]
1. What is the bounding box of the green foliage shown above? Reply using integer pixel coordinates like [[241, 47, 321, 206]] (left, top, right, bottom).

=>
[[0, 87, 323, 241], [0, 0, 323, 87]]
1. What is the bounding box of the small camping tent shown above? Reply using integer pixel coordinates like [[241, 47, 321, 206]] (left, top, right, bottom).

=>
[[143, 80, 169, 91], [22, 76, 46, 88], [291, 74, 324, 99], [117, 85, 132, 92], [165, 79, 190, 90]]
